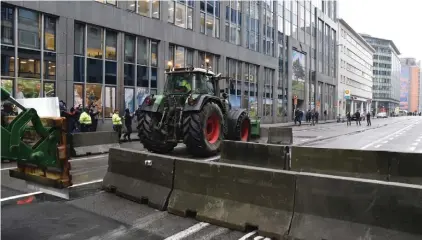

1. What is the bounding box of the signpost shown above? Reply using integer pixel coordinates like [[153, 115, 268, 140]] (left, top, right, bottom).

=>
[[344, 89, 351, 100]]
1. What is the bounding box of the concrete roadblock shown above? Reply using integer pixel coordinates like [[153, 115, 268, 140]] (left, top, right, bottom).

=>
[[71, 131, 120, 157], [289, 172, 422, 240], [290, 147, 390, 180], [267, 127, 293, 145], [389, 151, 422, 185], [220, 140, 289, 169], [167, 159, 296, 239], [102, 148, 174, 210]]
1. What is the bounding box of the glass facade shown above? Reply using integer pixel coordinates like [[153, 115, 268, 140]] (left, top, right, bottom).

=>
[[168, 0, 194, 29], [1, 5, 57, 99], [245, 0, 259, 51], [225, 0, 241, 45], [125, 0, 160, 19], [200, 0, 220, 38]]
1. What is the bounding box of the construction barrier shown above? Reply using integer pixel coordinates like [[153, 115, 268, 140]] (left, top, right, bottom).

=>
[[289, 172, 422, 240], [102, 148, 175, 211], [220, 140, 289, 169], [71, 131, 120, 157], [267, 127, 293, 145], [290, 146, 390, 180], [389, 151, 422, 185], [167, 159, 296, 239]]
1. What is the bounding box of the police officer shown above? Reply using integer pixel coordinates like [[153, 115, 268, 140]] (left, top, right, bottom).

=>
[[78, 108, 92, 132], [112, 109, 123, 141]]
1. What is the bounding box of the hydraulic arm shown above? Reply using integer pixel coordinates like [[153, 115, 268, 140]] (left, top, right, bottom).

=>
[[1, 88, 72, 189]]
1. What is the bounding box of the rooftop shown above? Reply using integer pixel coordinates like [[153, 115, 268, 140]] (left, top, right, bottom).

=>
[[360, 34, 401, 55], [338, 19, 375, 53]]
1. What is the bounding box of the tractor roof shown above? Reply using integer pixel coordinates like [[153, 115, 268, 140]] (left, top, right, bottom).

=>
[[167, 67, 216, 76]]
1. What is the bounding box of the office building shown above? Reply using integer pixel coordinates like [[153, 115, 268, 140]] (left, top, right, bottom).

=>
[[399, 58, 420, 113], [337, 19, 374, 117], [361, 34, 401, 115], [0, 0, 338, 127]]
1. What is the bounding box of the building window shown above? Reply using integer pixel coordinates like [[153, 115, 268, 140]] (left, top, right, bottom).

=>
[[18, 9, 41, 49], [74, 23, 85, 55], [244, 63, 259, 117], [95, 0, 116, 6], [44, 16, 56, 51], [198, 51, 219, 73], [263, 68, 274, 117], [105, 30, 117, 60], [168, 44, 194, 68], [125, 35, 136, 63], [1, 5, 14, 45], [1, 45, 15, 77], [225, 0, 241, 45], [200, 1, 220, 38], [245, 0, 259, 50], [87, 25, 103, 59], [263, 0, 274, 56], [169, 0, 194, 29], [127, 0, 160, 18]]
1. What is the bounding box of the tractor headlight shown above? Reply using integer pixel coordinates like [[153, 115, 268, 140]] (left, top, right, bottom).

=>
[[144, 95, 155, 106], [187, 96, 197, 106]]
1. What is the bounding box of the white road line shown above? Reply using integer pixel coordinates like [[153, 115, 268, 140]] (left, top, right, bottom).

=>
[[409, 147, 416, 152], [412, 142, 419, 146], [1, 155, 108, 171], [416, 139, 421, 142], [0, 167, 18, 171], [389, 138, 394, 140], [361, 124, 416, 149], [239, 231, 257, 240], [163, 222, 210, 240], [382, 141, 388, 144], [70, 179, 103, 188], [254, 236, 264, 240], [374, 145, 381, 148], [0, 191, 42, 202]]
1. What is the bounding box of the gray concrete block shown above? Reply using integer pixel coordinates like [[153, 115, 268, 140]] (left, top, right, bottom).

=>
[[220, 140, 289, 169], [289, 173, 422, 240], [73, 143, 120, 157], [168, 159, 296, 239], [72, 131, 119, 147], [267, 127, 293, 145], [103, 148, 175, 211]]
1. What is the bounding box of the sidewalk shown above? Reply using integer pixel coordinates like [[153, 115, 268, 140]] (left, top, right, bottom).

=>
[[260, 119, 337, 129]]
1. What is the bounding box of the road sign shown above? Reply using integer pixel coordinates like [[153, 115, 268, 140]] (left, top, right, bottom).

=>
[[344, 89, 351, 100]]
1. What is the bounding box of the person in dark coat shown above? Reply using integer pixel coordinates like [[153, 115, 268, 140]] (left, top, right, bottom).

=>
[[366, 111, 371, 126], [355, 110, 361, 126], [89, 104, 100, 132], [123, 108, 133, 142]]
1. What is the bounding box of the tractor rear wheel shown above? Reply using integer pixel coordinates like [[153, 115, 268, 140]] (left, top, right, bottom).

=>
[[231, 111, 251, 142], [183, 102, 223, 157], [138, 112, 176, 154]]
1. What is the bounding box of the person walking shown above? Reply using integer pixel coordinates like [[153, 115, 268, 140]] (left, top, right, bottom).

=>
[[78, 108, 92, 132], [366, 111, 371, 126], [355, 110, 361, 126], [346, 112, 351, 126], [112, 109, 123, 142], [122, 108, 133, 142], [315, 110, 319, 124], [311, 109, 316, 126]]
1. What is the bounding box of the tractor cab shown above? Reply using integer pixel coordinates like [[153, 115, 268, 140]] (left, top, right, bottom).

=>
[[164, 67, 216, 96]]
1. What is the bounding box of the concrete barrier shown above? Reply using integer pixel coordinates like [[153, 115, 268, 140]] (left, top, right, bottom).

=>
[[289, 172, 422, 240], [71, 131, 120, 157], [389, 152, 422, 185], [290, 147, 390, 180], [167, 159, 296, 239], [102, 148, 175, 211], [220, 140, 289, 169], [267, 127, 293, 145]]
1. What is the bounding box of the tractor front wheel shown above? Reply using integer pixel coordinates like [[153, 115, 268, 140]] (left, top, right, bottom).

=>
[[138, 112, 176, 154], [183, 102, 223, 157], [229, 111, 251, 142]]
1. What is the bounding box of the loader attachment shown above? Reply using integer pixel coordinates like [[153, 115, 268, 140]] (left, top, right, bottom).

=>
[[1, 87, 72, 190]]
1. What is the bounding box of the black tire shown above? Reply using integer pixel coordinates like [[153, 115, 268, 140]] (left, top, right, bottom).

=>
[[183, 102, 223, 157], [230, 111, 251, 142], [138, 111, 176, 154]]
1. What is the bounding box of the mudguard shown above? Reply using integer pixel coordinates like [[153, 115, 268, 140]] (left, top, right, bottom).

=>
[[183, 94, 224, 112], [139, 95, 164, 112]]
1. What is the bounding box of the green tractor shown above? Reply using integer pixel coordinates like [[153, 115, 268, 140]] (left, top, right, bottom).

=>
[[137, 65, 251, 157]]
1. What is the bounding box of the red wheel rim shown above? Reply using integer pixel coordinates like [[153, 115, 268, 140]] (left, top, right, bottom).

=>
[[206, 113, 220, 144], [240, 120, 249, 141]]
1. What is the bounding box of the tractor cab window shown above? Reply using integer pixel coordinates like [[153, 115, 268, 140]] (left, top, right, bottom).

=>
[[164, 72, 214, 95]]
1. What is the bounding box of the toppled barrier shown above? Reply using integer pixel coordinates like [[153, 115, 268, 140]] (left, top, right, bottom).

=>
[[71, 131, 119, 157], [267, 127, 293, 145], [102, 148, 174, 210], [167, 159, 296, 239], [220, 140, 289, 169], [290, 146, 390, 180], [289, 172, 422, 240]]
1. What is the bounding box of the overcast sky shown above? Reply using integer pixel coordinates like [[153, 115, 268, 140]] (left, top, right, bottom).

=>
[[339, 0, 422, 62]]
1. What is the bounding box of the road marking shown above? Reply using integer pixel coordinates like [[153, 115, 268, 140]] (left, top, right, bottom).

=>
[[374, 145, 381, 148], [239, 231, 257, 240], [70, 179, 103, 188], [1, 154, 108, 171], [412, 142, 419, 146], [409, 147, 416, 152], [254, 237, 264, 240], [361, 124, 416, 149], [416, 139, 421, 142], [0, 191, 43, 202], [389, 138, 394, 140], [163, 222, 210, 240], [382, 141, 388, 144]]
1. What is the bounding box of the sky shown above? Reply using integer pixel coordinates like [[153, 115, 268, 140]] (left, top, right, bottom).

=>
[[339, 0, 422, 62]]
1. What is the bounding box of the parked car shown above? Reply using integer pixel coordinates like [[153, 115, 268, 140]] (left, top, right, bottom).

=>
[[376, 112, 388, 118]]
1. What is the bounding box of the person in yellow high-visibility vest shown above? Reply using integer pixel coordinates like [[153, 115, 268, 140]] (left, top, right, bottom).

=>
[[112, 109, 123, 141], [79, 108, 92, 132], [175, 78, 191, 93]]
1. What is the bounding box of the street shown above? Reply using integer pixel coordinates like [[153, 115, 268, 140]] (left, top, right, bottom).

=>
[[1, 116, 421, 240]]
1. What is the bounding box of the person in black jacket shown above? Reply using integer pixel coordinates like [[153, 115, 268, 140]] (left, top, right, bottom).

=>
[[355, 110, 361, 126], [366, 111, 371, 126], [123, 108, 133, 142]]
